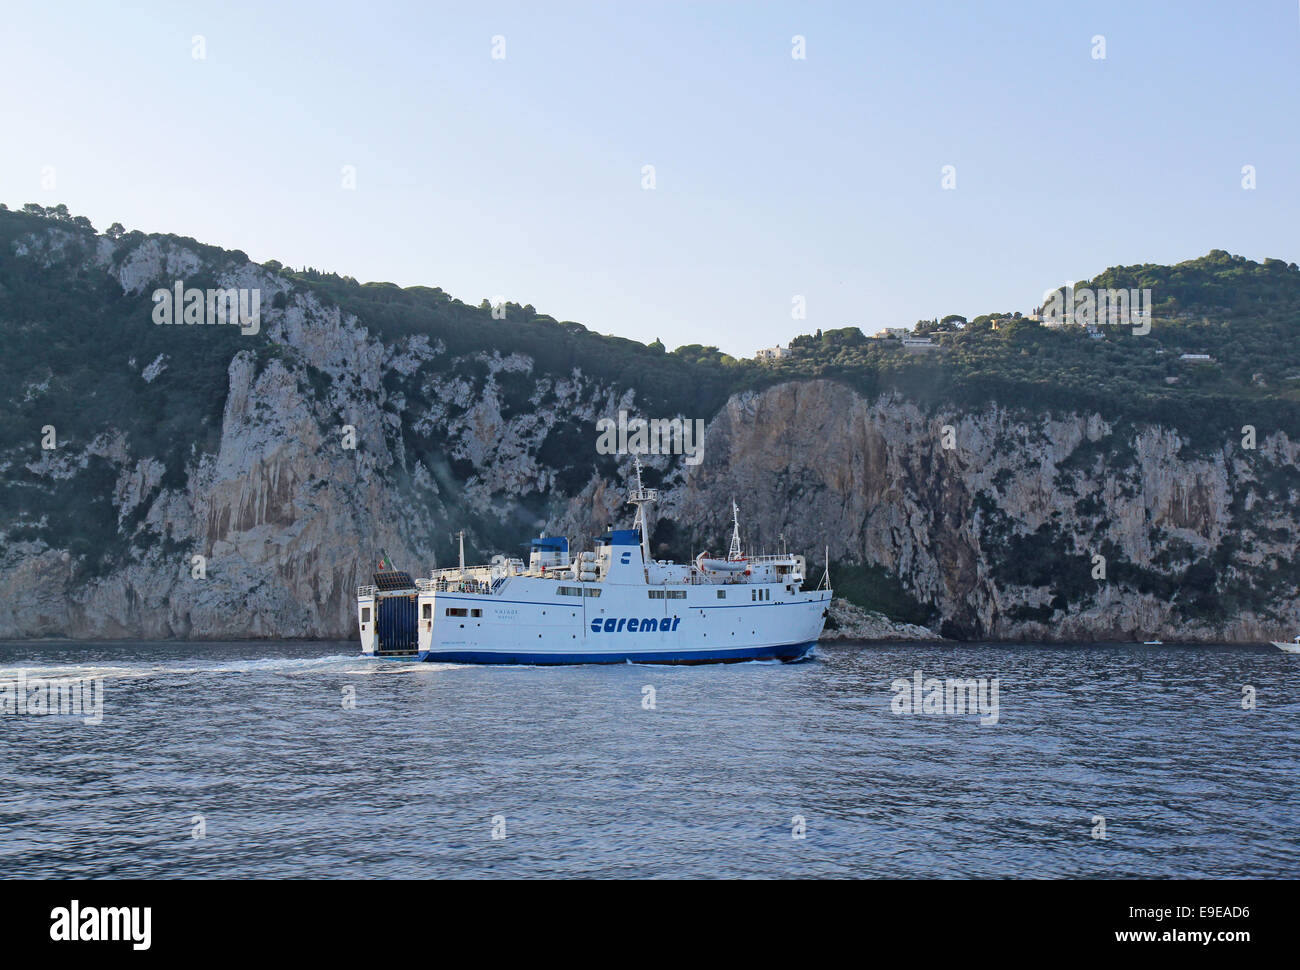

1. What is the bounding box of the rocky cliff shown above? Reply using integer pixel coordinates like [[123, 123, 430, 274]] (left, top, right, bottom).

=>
[[3, 211, 1299, 641], [551, 380, 1300, 641]]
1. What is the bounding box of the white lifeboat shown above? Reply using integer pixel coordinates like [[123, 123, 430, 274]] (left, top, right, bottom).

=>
[[695, 552, 748, 574]]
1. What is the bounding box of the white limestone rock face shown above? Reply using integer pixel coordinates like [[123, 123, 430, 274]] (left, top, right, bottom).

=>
[[115, 238, 204, 295], [552, 380, 1300, 642], [4, 224, 1300, 643]]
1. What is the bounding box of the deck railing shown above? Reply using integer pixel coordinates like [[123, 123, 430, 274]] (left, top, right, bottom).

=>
[[359, 555, 806, 600], [415, 577, 495, 595]]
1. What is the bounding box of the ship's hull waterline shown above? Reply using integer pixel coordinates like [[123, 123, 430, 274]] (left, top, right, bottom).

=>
[[410, 640, 818, 665]]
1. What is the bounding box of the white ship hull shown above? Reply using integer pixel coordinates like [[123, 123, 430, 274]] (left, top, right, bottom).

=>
[[395, 579, 829, 664]]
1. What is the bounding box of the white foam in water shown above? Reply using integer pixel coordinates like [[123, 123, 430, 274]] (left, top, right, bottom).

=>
[[178, 655, 360, 674], [0, 655, 469, 681], [0, 664, 162, 682]]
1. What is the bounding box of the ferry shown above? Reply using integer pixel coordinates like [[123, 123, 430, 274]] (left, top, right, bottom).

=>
[[356, 461, 831, 664]]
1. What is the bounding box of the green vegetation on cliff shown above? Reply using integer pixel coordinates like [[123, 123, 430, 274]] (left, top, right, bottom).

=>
[[288, 239, 1300, 449], [7, 205, 1300, 447], [754, 251, 1300, 446]]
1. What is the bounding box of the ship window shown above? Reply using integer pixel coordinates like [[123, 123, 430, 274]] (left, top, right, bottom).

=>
[[558, 586, 583, 596], [445, 608, 468, 617], [471, 609, 482, 617], [422, 604, 432, 619], [361, 607, 371, 623], [717, 590, 726, 599], [751, 590, 756, 601], [668, 590, 686, 599], [584, 588, 602, 598], [648, 590, 664, 599]]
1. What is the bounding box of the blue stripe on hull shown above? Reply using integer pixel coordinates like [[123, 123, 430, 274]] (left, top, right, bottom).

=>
[[370, 641, 817, 666]]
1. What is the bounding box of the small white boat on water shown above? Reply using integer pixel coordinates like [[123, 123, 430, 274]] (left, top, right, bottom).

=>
[[1270, 636, 1300, 653]]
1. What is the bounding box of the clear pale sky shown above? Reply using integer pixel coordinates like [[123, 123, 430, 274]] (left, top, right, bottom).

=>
[[3, 1, 1297, 355]]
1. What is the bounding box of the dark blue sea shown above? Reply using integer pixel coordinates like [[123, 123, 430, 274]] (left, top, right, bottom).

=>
[[1, 640, 1296, 878]]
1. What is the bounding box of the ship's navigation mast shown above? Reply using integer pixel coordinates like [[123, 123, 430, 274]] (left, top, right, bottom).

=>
[[627, 455, 658, 566], [454, 530, 466, 571], [728, 500, 743, 562]]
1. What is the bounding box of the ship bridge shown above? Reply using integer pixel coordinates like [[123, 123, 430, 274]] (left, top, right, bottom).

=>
[[594, 528, 647, 584]]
